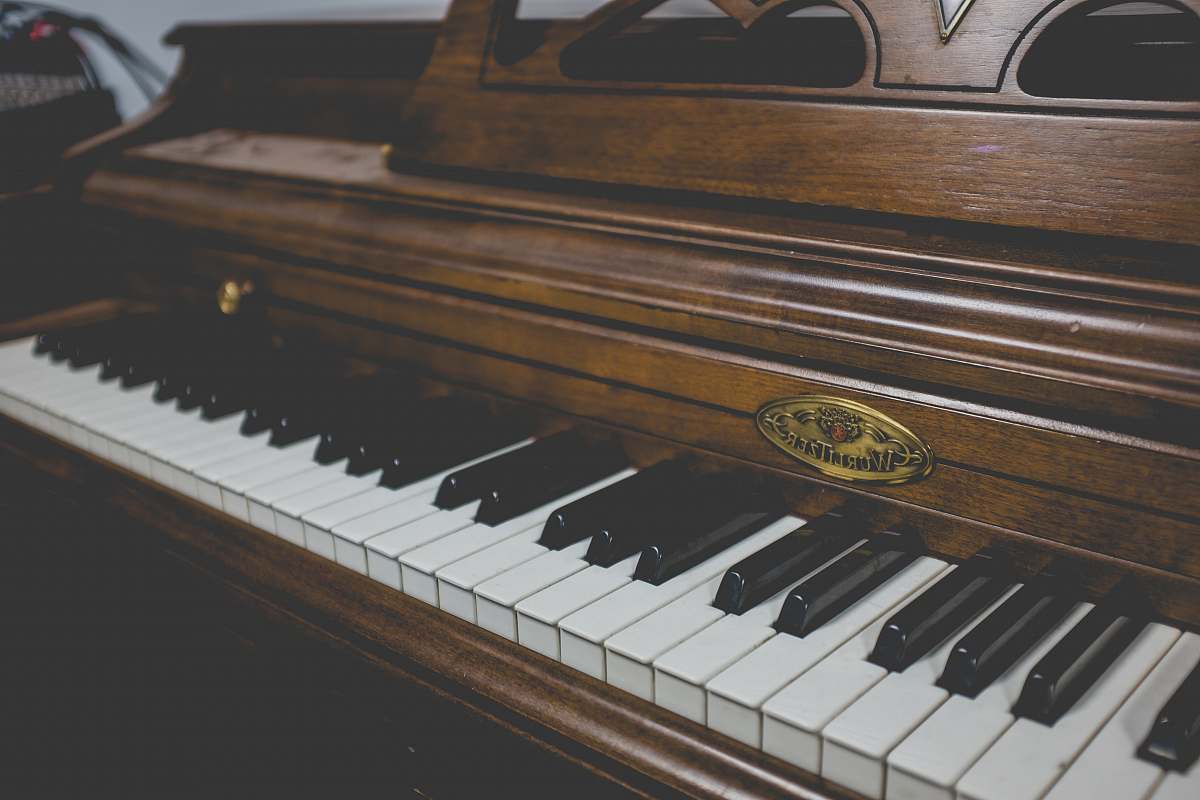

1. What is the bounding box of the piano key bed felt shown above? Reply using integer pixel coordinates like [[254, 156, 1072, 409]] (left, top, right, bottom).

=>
[[4, 324, 1200, 800]]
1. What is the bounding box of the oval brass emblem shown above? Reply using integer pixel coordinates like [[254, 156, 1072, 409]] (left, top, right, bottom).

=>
[[756, 396, 934, 485]]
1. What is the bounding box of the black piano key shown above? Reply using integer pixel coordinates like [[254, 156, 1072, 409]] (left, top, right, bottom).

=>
[[937, 565, 1079, 698], [583, 471, 752, 568], [777, 526, 925, 638], [436, 431, 577, 510], [632, 478, 785, 585], [868, 546, 1011, 671], [343, 400, 449, 475], [32, 332, 56, 356], [538, 460, 690, 550], [272, 404, 330, 447], [57, 315, 159, 370], [268, 382, 347, 447], [48, 337, 69, 362], [309, 376, 413, 464], [60, 329, 112, 368], [241, 397, 279, 436], [240, 359, 345, 438], [115, 335, 172, 386], [201, 379, 254, 420], [112, 321, 198, 386], [1138, 657, 1200, 772], [1011, 579, 1149, 725], [712, 505, 867, 615], [473, 436, 629, 525], [153, 370, 190, 403], [377, 401, 534, 488]]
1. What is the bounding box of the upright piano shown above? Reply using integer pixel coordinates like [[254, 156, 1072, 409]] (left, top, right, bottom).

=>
[[3, 1, 1199, 798]]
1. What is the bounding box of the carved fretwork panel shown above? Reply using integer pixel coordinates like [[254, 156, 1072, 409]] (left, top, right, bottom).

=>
[[391, 0, 1200, 244], [479, 0, 1200, 112]]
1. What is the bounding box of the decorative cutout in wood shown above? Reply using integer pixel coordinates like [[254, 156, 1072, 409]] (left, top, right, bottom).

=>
[[482, 0, 1200, 110], [934, 0, 979, 42], [556, 1, 867, 87], [1019, 1, 1200, 100]]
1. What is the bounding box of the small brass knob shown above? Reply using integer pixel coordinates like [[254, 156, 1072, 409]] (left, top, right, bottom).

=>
[[217, 279, 254, 315]]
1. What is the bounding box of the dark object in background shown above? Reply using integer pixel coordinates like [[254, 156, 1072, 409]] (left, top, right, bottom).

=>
[[0, 3, 165, 193]]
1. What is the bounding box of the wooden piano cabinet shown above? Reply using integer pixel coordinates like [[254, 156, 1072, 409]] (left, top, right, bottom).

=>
[[13, 1, 1200, 797]]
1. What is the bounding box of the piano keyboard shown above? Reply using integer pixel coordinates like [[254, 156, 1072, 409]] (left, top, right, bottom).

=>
[[3, 317, 1199, 800]]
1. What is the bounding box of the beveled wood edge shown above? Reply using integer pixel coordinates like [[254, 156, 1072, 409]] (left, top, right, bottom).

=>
[[111, 132, 1200, 306], [0, 298, 150, 342], [81, 142, 1200, 435], [0, 414, 862, 800]]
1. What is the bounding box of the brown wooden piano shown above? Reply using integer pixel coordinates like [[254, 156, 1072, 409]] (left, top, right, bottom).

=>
[[3, 1, 1199, 798]]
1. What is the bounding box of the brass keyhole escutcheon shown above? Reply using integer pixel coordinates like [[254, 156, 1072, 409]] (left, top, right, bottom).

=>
[[217, 279, 255, 315]]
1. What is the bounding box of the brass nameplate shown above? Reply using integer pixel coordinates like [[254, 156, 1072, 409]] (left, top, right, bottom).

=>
[[757, 397, 934, 485]]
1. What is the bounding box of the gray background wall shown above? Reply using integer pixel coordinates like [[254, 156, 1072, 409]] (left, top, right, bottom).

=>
[[67, 1, 447, 117]]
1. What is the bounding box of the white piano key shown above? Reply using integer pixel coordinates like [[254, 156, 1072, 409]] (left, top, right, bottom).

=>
[[244, 464, 347, 533], [141, 411, 247, 460], [2, 360, 92, 401], [763, 657, 887, 774], [654, 614, 777, 724], [142, 417, 256, 487], [328, 490, 441, 573], [90, 404, 203, 465], [58, 382, 158, 429], [26, 375, 117, 418], [1043, 632, 1200, 800], [819, 585, 1020, 800], [705, 556, 948, 748], [299, 440, 530, 556], [762, 611, 940, 774], [474, 540, 592, 640], [559, 515, 803, 680], [301, 486, 420, 554], [1151, 766, 1200, 800], [38, 384, 155, 453], [272, 472, 379, 548], [8, 368, 107, 439], [0, 335, 35, 362], [435, 531, 550, 623], [397, 469, 638, 601], [605, 579, 725, 701], [153, 430, 268, 497], [191, 436, 316, 511], [955, 622, 1179, 800], [650, 537, 864, 725], [515, 552, 641, 659], [217, 448, 320, 521], [885, 602, 1093, 800], [356, 503, 480, 591]]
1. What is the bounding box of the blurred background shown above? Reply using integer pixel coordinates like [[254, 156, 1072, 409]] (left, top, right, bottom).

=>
[[64, 1, 448, 117]]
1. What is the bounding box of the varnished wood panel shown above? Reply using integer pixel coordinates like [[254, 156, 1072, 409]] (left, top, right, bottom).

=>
[[387, 0, 1200, 245], [84, 136, 1200, 422]]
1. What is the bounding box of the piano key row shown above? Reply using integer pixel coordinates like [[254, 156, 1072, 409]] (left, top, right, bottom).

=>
[[2, 319, 1198, 800]]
